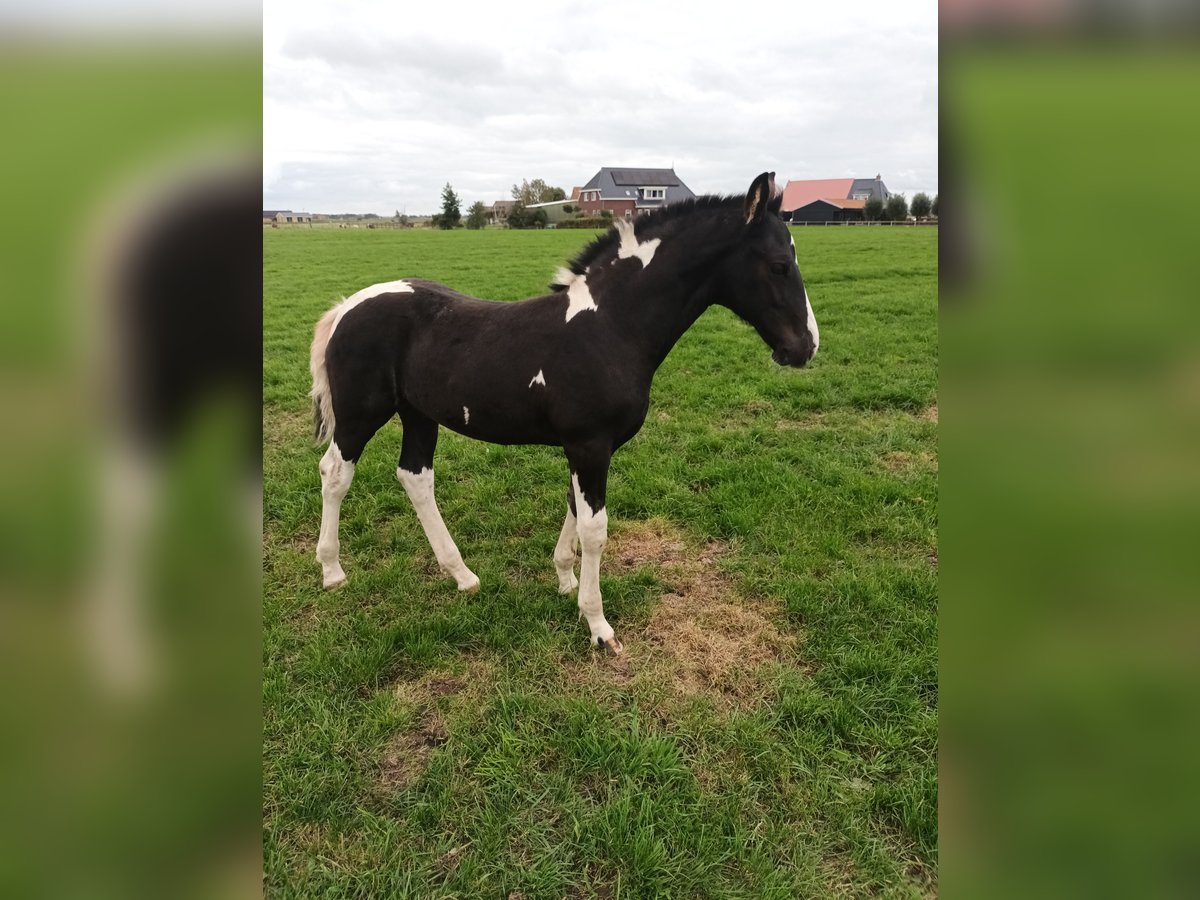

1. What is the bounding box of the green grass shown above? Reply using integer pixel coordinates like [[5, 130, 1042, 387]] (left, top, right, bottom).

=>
[[264, 226, 938, 898]]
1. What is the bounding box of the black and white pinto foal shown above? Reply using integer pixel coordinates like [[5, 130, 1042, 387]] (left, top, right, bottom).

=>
[[309, 172, 818, 654]]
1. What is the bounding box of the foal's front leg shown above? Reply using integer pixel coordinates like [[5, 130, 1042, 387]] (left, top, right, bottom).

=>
[[566, 444, 621, 653], [397, 416, 480, 592], [553, 483, 579, 594]]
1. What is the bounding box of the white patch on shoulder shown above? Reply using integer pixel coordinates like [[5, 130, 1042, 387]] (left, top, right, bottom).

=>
[[615, 218, 661, 267], [561, 271, 597, 322], [463, 406, 470, 424], [529, 369, 546, 388], [329, 279, 415, 334]]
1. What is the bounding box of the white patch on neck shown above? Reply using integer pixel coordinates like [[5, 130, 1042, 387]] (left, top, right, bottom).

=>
[[529, 369, 546, 388], [560, 271, 597, 322], [805, 287, 819, 353], [463, 406, 470, 424], [615, 218, 661, 267], [330, 279, 414, 334]]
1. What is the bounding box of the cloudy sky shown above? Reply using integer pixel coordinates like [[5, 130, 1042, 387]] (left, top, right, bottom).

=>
[[264, 0, 937, 215]]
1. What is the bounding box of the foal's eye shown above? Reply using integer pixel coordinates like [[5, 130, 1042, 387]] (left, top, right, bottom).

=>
[[769, 262, 788, 276]]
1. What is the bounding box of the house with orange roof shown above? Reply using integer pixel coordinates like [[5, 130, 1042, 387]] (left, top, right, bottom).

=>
[[780, 174, 891, 223]]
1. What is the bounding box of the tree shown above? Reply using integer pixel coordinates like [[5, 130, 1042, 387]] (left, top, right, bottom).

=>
[[931, 194, 939, 217], [885, 194, 908, 222], [438, 182, 461, 229], [910, 192, 931, 219], [863, 196, 884, 221], [504, 205, 547, 230], [505, 202, 528, 229], [505, 203, 549, 229], [465, 201, 488, 230], [511, 178, 566, 206]]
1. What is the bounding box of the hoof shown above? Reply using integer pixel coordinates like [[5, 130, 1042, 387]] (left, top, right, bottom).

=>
[[457, 573, 481, 593], [595, 636, 624, 655], [558, 577, 579, 595], [323, 574, 347, 591]]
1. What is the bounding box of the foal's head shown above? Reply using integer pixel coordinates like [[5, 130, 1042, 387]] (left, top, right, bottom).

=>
[[718, 172, 819, 368]]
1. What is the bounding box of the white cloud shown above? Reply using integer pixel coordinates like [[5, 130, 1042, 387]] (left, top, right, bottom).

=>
[[264, 0, 937, 213]]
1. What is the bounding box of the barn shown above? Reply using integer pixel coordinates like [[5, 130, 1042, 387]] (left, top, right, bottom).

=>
[[788, 197, 867, 224]]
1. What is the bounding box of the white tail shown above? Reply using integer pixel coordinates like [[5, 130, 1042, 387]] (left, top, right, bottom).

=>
[[310, 305, 339, 444]]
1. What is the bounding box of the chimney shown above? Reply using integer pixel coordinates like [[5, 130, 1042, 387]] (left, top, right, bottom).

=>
[[875, 173, 881, 181]]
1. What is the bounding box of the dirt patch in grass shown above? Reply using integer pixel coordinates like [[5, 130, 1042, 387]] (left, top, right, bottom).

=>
[[880, 450, 938, 473], [571, 519, 798, 710], [775, 413, 830, 431], [393, 655, 495, 708], [265, 405, 314, 450], [382, 657, 496, 791], [380, 711, 447, 791], [921, 404, 938, 424]]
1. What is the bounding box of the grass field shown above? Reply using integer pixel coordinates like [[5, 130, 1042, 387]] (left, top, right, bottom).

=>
[[263, 225, 938, 898]]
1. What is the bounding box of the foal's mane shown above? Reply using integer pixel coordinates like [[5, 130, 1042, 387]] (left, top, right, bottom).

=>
[[550, 194, 742, 291]]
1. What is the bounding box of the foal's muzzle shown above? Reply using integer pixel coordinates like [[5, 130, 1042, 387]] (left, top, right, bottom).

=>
[[771, 344, 814, 368]]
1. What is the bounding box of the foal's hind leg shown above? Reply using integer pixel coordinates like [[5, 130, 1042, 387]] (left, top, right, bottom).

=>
[[316, 402, 391, 589], [397, 415, 480, 592], [316, 441, 355, 589]]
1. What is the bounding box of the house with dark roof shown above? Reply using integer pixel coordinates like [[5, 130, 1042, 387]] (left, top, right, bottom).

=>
[[779, 174, 891, 223], [576, 167, 695, 220], [489, 199, 517, 225], [262, 210, 312, 225]]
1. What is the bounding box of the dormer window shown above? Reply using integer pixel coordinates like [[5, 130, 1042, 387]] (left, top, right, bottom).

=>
[[642, 187, 666, 200]]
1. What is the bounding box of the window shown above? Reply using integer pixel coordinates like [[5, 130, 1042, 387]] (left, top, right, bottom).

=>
[[642, 187, 665, 200]]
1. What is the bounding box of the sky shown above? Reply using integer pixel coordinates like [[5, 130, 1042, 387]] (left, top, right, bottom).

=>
[[264, 0, 937, 215]]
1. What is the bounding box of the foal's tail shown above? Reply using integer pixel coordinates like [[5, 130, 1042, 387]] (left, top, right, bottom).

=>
[[310, 305, 340, 444]]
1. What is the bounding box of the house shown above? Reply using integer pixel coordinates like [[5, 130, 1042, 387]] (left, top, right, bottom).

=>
[[576, 167, 695, 220], [489, 199, 517, 225], [262, 210, 312, 225], [779, 175, 891, 222]]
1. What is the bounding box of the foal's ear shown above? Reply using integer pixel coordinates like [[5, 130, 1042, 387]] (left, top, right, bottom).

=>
[[744, 171, 776, 225]]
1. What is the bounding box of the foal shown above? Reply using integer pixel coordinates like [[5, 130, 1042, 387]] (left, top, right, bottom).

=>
[[310, 172, 818, 653]]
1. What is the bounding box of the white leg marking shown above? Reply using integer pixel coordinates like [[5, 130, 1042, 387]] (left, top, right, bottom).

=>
[[85, 447, 161, 697], [804, 287, 819, 353], [463, 406, 470, 425], [615, 218, 661, 267], [529, 369, 547, 388], [554, 508, 579, 594], [563, 272, 597, 322], [572, 474, 617, 648], [397, 466, 480, 592], [317, 441, 355, 589]]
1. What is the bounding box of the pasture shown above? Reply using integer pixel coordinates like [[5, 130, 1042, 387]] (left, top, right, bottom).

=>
[[264, 225, 938, 898]]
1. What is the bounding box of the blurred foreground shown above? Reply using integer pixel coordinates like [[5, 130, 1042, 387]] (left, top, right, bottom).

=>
[[942, 3, 1200, 898], [0, 22, 261, 900]]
